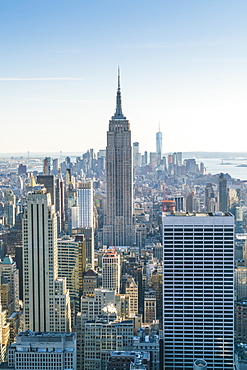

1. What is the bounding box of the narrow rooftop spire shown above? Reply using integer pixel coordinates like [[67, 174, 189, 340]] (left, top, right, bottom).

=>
[[118, 67, 120, 89], [112, 68, 126, 119]]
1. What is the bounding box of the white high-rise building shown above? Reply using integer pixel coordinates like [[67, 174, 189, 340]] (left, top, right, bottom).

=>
[[102, 249, 120, 293], [163, 212, 234, 370], [22, 187, 71, 332], [78, 180, 94, 228]]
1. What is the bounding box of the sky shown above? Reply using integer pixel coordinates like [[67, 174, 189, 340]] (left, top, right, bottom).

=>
[[1, 0, 247, 154]]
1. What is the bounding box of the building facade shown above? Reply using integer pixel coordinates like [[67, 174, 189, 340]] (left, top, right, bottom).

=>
[[22, 188, 71, 332], [163, 212, 234, 369], [0, 256, 19, 314], [121, 275, 138, 316], [102, 250, 121, 293], [82, 269, 98, 296], [218, 173, 228, 213], [83, 320, 134, 370], [144, 290, 156, 324], [103, 70, 135, 247], [133, 142, 141, 167], [8, 331, 76, 370], [133, 331, 160, 370], [107, 351, 150, 370], [78, 180, 94, 227], [57, 235, 86, 319]]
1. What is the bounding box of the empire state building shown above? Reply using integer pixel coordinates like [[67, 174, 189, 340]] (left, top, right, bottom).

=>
[[103, 71, 135, 246]]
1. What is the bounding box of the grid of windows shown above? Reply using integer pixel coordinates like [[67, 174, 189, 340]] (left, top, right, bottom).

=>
[[78, 186, 93, 228], [163, 215, 234, 370]]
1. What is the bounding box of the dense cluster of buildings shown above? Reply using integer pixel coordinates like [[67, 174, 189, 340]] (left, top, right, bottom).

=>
[[0, 72, 245, 369]]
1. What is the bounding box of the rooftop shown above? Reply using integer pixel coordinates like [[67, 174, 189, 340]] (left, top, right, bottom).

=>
[[84, 269, 97, 276], [18, 330, 75, 338], [1, 255, 14, 265], [165, 211, 232, 217]]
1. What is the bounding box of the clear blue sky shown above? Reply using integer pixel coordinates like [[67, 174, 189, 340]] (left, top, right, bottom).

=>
[[1, 0, 247, 154]]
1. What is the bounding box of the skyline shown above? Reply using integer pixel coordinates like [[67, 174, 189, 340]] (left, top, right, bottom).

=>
[[1, 0, 247, 153]]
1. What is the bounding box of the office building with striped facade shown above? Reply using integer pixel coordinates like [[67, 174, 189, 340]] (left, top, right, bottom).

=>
[[163, 212, 234, 370]]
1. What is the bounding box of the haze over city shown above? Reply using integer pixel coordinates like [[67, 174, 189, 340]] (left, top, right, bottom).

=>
[[1, 0, 247, 153]]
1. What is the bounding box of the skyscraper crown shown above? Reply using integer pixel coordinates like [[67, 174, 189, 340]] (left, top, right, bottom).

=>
[[112, 68, 126, 120]]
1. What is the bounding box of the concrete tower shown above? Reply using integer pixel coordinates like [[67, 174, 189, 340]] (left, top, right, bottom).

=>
[[22, 187, 71, 332], [103, 70, 135, 246]]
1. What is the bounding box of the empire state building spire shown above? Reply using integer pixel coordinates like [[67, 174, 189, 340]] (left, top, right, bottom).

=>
[[112, 68, 126, 119]]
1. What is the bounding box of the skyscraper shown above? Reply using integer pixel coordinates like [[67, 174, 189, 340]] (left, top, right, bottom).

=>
[[43, 157, 51, 175], [103, 70, 135, 246], [4, 189, 16, 227], [22, 187, 71, 332], [133, 142, 141, 167], [55, 174, 65, 233], [219, 173, 228, 212], [163, 211, 234, 369], [57, 235, 86, 319], [205, 182, 216, 212], [37, 174, 55, 209], [77, 180, 94, 266], [156, 126, 162, 165], [0, 256, 19, 314], [78, 180, 94, 228]]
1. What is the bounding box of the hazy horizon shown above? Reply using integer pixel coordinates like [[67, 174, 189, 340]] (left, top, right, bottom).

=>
[[2, 151, 247, 159]]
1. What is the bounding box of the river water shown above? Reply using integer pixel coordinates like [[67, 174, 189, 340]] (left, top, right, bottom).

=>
[[193, 155, 247, 181]]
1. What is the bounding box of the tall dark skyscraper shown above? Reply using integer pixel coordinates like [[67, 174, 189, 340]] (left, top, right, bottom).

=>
[[37, 175, 55, 209], [219, 173, 228, 212], [103, 70, 135, 246]]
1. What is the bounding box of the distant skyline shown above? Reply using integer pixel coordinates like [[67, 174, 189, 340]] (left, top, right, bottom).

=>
[[1, 0, 247, 153]]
